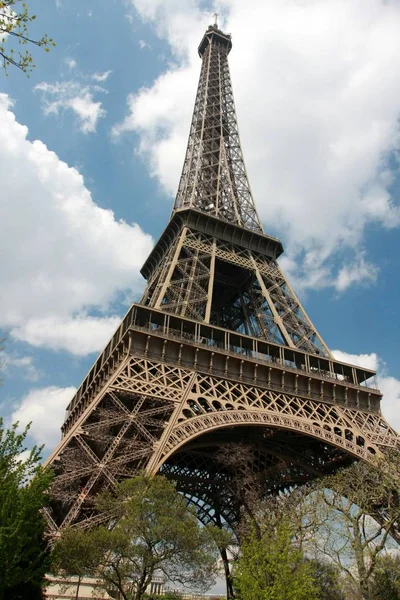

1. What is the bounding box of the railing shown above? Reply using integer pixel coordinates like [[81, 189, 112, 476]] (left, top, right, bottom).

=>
[[66, 304, 379, 417], [129, 307, 378, 389]]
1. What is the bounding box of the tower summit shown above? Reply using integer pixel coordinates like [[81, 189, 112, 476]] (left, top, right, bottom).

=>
[[174, 22, 260, 232], [46, 22, 398, 540]]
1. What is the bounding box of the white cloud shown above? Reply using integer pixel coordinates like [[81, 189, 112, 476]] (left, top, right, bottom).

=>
[[18, 449, 33, 465], [35, 81, 107, 134], [139, 40, 151, 50], [378, 377, 400, 434], [335, 254, 378, 292], [0, 93, 153, 355], [331, 350, 378, 371], [2, 352, 42, 381], [11, 386, 76, 449], [65, 57, 77, 70], [92, 70, 112, 82], [120, 0, 400, 290], [12, 315, 121, 356], [0, 4, 15, 40], [332, 350, 400, 433]]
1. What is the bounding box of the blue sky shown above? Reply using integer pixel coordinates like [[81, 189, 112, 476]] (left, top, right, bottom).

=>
[[1, 0, 400, 459]]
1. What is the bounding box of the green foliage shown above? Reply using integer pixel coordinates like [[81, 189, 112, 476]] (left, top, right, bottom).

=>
[[0, 418, 52, 600], [51, 527, 103, 600], [234, 518, 319, 600], [0, 0, 55, 74], [371, 554, 400, 600], [311, 456, 400, 600], [54, 474, 219, 600], [307, 558, 345, 600], [321, 453, 400, 520]]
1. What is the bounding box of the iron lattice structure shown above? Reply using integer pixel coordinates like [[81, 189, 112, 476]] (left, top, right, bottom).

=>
[[46, 24, 399, 535]]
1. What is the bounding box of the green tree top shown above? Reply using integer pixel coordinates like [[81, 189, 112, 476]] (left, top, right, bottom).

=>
[[0, 1, 55, 74], [234, 518, 319, 600], [0, 418, 52, 600], [308, 455, 400, 600], [53, 474, 220, 600], [371, 554, 400, 600]]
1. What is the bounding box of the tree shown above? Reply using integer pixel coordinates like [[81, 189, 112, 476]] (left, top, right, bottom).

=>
[[234, 518, 319, 600], [216, 441, 325, 599], [216, 442, 268, 540], [204, 519, 236, 600], [306, 558, 345, 600], [51, 527, 102, 600], [0, 1, 54, 74], [309, 458, 400, 600], [0, 419, 52, 600], [215, 442, 318, 598], [370, 554, 400, 600], [54, 474, 220, 600]]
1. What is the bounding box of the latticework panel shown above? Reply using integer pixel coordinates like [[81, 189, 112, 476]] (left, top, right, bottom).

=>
[[151, 371, 398, 471], [173, 26, 262, 232], [47, 356, 195, 530], [141, 227, 330, 356], [160, 431, 349, 529]]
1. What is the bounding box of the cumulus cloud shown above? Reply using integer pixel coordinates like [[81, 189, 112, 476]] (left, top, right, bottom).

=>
[[35, 80, 107, 134], [119, 0, 400, 291], [332, 350, 400, 433], [12, 315, 121, 356], [378, 377, 400, 434], [331, 350, 378, 372], [335, 254, 379, 292], [0, 93, 153, 355], [11, 386, 76, 449]]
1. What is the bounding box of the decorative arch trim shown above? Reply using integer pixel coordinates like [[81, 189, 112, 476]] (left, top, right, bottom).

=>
[[153, 409, 379, 474]]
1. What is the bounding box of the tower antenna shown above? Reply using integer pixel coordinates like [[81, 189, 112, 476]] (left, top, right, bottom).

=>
[[213, 12, 218, 27]]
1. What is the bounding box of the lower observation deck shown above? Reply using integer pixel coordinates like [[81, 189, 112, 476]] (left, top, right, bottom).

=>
[[62, 304, 381, 436]]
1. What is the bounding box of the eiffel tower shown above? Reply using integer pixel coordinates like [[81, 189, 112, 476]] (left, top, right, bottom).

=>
[[46, 22, 399, 536]]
